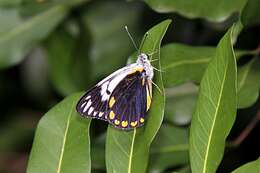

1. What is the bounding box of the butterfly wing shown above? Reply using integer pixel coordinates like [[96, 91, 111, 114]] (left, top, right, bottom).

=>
[[76, 63, 140, 121], [106, 71, 153, 130], [76, 85, 109, 120]]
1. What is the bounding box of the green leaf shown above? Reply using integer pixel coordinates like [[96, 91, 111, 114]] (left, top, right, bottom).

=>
[[26, 93, 91, 173], [81, 1, 142, 78], [106, 19, 171, 173], [189, 26, 237, 173], [161, 43, 258, 108], [18, 0, 90, 16], [165, 83, 198, 125], [144, 0, 247, 22], [237, 58, 260, 108], [0, 5, 67, 69], [232, 157, 260, 173], [149, 124, 189, 173], [45, 24, 91, 96], [241, 0, 260, 27], [161, 43, 250, 87], [0, 0, 21, 7], [161, 44, 216, 87]]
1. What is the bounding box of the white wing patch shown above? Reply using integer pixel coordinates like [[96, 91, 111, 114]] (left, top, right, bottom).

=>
[[98, 112, 104, 117], [77, 63, 141, 120], [98, 63, 140, 101], [97, 64, 135, 86], [83, 100, 92, 112], [100, 72, 128, 101], [85, 95, 91, 100], [88, 107, 94, 115], [107, 73, 127, 94], [100, 81, 110, 101]]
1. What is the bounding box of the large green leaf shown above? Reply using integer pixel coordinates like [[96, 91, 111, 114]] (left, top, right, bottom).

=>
[[161, 44, 216, 87], [81, 1, 142, 78], [0, 0, 21, 7], [165, 83, 198, 125], [237, 58, 260, 108], [26, 93, 91, 173], [144, 0, 247, 22], [0, 5, 67, 69], [0, 0, 91, 69], [149, 124, 189, 173], [161, 43, 257, 108], [106, 19, 171, 173], [232, 157, 260, 173], [18, 0, 90, 16], [161, 43, 250, 87], [189, 26, 237, 173], [241, 0, 260, 27], [45, 24, 91, 96]]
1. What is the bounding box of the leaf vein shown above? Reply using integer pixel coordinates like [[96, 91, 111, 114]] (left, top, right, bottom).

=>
[[202, 61, 228, 173], [56, 101, 74, 173]]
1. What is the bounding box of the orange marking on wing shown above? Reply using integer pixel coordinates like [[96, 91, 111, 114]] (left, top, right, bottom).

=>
[[128, 67, 144, 75]]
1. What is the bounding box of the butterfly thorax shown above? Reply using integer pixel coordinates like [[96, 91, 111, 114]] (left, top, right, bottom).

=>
[[136, 53, 154, 80]]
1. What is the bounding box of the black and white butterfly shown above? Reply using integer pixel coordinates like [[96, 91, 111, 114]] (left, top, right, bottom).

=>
[[76, 53, 154, 130]]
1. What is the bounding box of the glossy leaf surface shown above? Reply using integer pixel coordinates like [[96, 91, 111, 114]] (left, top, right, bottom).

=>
[[144, 0, 247, 21], [232, 157, 260, 173], [149, 124, 189, 173], [27, 93, 91, 173], [0, 6, 67, 69], [190, 26, 237, 173], [237, 57, 260, 108]]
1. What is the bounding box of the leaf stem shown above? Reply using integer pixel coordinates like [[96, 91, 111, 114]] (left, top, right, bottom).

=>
[[251, 44, 260, 55], [229, 110, 260, 147]]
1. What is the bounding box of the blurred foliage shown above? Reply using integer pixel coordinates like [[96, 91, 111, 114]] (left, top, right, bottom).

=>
[[0, 0, 259, 173]]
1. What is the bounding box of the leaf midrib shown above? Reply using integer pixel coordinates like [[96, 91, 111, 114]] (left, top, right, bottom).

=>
[[56, 102, 74, 173], [202, 58, 228, 173], [127, 129, 136, 173]]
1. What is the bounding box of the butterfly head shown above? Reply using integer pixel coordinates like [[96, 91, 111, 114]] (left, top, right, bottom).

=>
[[136, 53, 154, 80]]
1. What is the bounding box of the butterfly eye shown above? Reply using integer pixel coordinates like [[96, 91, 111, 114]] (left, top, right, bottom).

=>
[[140, 53, 148, 60]]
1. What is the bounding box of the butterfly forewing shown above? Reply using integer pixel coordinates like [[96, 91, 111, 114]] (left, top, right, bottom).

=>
[[76, 64, 137, 121], [76, 85, 109, 120]]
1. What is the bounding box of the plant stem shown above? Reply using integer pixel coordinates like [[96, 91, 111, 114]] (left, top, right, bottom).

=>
[[229, 110, 260, 147]]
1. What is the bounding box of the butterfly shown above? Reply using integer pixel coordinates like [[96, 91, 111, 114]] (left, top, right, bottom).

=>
[[76, 52, 155, 130], [76, 26, 158, 130]]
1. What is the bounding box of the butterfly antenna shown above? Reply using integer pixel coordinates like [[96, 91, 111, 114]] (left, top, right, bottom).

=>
[[151, 80, 162, 94], [125, 26, 139, 52], [139, 32, 148, 54]]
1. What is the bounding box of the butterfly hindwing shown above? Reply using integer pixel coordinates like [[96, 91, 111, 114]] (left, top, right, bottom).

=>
[[107, 71, 152, 130]]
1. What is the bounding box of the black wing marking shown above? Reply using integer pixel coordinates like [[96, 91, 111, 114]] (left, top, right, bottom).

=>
[[76, 85, 109, 121], [76, 65, 134, 120], [106, 71, 152, 130]]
